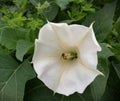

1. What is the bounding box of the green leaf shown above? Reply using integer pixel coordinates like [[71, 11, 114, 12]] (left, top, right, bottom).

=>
[[16, 39, 33, 61], [100, 63, 120, 101], [44, 2, 59, 21], [83, 2, 116, 42], [0, 28, 31, 50], [114, 17, 120, 33], [24, 78, 85, 101], [0, 45, 10, 54], [112, 62, 120, 79], [0, 53, 36, 101], [98, 43, 114, 59], [55, 0, 70, 10], [109, 43, 120, 61], [90, 43, 114, 101]]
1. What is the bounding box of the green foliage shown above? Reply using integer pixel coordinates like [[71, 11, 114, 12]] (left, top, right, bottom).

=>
[[36, 1, 50, 13], [0, 53, 35, 101], [0, 0, 120, 101], [67, 0, 95, 21], [90, 43, 114, 101], [27, 18, 44, 30], [24, 78, 94, 101], [107, 43, 120, 61], [83, 1, 116, 42], [13, 0, 28, 11], [1, 12, 26, 28], [0, 28, 31, 50], [55, 0, 70, 10], [0, 45, 10, 54], [16, 40, 33, 61], [113, 62, 120, 79], [30, 0, 59, 21], [114, 17, 120, 33]]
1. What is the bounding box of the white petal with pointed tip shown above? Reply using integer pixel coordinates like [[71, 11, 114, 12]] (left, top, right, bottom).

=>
[[79, 25, 101, 69]]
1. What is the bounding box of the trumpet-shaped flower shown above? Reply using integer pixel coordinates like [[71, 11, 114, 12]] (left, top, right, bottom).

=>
[[32, 22, 102, 96]]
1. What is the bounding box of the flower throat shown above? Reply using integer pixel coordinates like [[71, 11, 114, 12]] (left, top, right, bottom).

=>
[[62, 51, 78, 60]]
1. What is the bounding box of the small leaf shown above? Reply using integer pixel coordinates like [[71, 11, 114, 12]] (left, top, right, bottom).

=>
[[0, 53, 36, 101], [90, 43, 114, 101], [83, 2, 116, 42], [16, 39, 33, 61]]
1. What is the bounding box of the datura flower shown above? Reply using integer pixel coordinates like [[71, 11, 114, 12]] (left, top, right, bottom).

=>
[[32, 22, 103, 96]]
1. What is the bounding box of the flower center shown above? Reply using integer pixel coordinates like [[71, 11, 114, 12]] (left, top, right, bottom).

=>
[[61, 51, 78, 60]]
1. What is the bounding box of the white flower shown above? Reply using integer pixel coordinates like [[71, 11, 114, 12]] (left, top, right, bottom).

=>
[[32, 22, 103, 96]]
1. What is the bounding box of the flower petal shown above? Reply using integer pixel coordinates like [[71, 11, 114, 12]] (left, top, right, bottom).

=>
[[54, 61, 101, 96], [32, 40, 62, 62], [48, 22, 73, 47], [38, 22, 64, 49], [32, 39, 66, 92], [79, 24, 101, 69], [69, 24, 89, 46], [33, 57, 66, 92]]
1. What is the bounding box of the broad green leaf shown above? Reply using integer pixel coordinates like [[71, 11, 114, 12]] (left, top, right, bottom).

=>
[[112, 62, 120, 79], [24, 78, 85, 101], [55, 0, 69, 10], [16, 39, 33, 61], [83, 2, 116, 42], [0, 28, 31, 50], [90, 43, 114, 101], [0, 53, 36, 101]]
